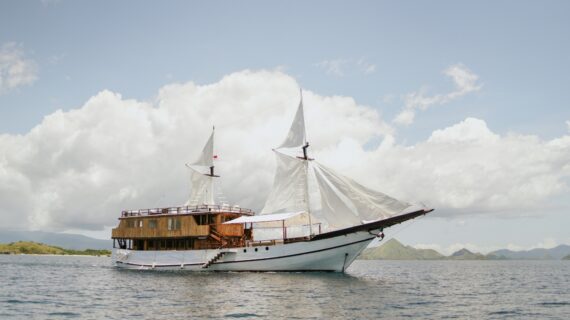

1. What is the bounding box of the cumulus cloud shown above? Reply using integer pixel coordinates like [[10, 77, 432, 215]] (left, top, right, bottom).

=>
[[0, 43, 38, 94], [339, 117, 570, 216], [0, 70, 569, 234], [0, 70, 389, 232], [394, 63, 482, 125], [315, 58, 376, 76]]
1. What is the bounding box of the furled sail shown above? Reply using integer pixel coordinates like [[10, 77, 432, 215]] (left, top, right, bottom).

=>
[[185, 129, 217, 206], [261, 94, 412, 231]]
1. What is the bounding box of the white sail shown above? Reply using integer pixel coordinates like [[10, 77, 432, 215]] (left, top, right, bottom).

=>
[[262, 94, 411, 231], [260, 151, 307, 214], [277, 98, 306, 149], [313, 162, 410, 226], [185, 129, 216, 206], [193, 130, 214, 167]]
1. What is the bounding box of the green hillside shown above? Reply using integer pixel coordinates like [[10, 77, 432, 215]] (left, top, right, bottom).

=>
[[359, 239, 445, 260], [448, 248, 487, 260], [0, 241, 111, 256], [563, 255, 570, 260]]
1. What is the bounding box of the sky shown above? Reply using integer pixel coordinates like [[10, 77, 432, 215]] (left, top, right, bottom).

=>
[[1, 0, 569, 254]]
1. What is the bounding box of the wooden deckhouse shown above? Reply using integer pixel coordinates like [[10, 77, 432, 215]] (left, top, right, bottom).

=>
[[111, 205, 255, 251]]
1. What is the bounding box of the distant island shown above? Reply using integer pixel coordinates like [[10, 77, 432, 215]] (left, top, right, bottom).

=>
[[358, 239, 570, 260], [0, 230, 111, 250], [0, 241, 111, 256]]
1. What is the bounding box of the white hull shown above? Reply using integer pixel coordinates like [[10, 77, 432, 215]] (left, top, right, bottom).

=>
[[113, 229, 378, 272]]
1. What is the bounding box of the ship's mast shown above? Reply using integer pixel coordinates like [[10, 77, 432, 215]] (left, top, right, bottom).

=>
[[301, 141, 313, 237], [297, 90, 313, 236]]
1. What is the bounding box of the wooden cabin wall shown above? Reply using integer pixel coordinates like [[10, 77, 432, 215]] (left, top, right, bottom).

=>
[[111, 213, 244, 239], [111, 215, 210, 239]]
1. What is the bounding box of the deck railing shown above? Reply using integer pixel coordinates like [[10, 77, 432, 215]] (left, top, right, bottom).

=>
[[121, 204, 255, 217]]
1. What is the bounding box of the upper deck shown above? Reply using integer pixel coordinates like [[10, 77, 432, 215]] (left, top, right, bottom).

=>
[[112, 204, 256, 250], [120, 204, 255, 218]]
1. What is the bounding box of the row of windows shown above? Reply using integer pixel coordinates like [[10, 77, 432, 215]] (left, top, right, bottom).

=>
[[125, 218, 179, 230], [194, 215, 216, 225], [124, 214, 238, 229], [134, 239, 195, 250], [117, 238, 197, 250]]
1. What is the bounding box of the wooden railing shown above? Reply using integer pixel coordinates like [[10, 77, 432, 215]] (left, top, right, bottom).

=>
[[121, 204, 255, 218]]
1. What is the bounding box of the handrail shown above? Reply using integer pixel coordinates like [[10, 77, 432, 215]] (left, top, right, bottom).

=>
[[120, 204, 255, 217]]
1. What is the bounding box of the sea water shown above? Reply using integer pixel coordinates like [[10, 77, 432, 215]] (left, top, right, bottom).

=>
[[0, 255, 568, 319]]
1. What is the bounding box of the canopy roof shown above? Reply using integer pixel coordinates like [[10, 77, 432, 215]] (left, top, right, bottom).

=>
[[223, 211, 303, 224]]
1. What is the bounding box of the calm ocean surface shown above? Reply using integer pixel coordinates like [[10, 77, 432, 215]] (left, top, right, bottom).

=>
[[0, 255, 568, 319]]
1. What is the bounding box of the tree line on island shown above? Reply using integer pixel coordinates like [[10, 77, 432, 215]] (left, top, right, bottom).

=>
[[358, 239, 570, 260], [0, 241, 111, 256]]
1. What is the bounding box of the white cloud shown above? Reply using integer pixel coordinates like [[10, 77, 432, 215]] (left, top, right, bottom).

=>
[[357, 58, 376, 75], [0, 70, 389, 232], [315, 59, 348, 76], [315, 58, 376, 76], [0, 70, 568, 234], [0, 43, 38, 94], [394, 63, 482, 125]]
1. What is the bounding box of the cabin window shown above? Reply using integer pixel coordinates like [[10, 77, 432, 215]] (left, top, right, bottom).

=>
[[208, 214, 216, 224], [168, 218, 181, 231], [139, 220, 143, 228], [194, 215, 208, 225], [126, 220, 135, 228], [186, 239, 194, 249], [148, 220, 157, 229]]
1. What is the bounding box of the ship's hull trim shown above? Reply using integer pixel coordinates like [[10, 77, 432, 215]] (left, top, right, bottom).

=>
[[113, 229, 378, 272]]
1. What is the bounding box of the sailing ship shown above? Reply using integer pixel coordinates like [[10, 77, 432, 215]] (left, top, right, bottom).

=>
[[111, 94, 433, 271]]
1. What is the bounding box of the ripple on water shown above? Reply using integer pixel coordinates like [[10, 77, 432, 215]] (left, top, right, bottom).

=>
[[0, 256, 569, 319], [224, 313, 261, 318]]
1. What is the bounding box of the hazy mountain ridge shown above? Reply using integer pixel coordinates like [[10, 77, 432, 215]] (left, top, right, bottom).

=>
[[447, 248, 487, 260], [0, 230, 112, 250], [488, 245, 570, 260], [359, 239, 444, 260], [359, 239, 570, 260]]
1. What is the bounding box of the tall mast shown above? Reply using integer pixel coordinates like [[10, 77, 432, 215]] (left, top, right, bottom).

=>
[[298, 91, 313, 236], [303, 142, 313, 237]]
